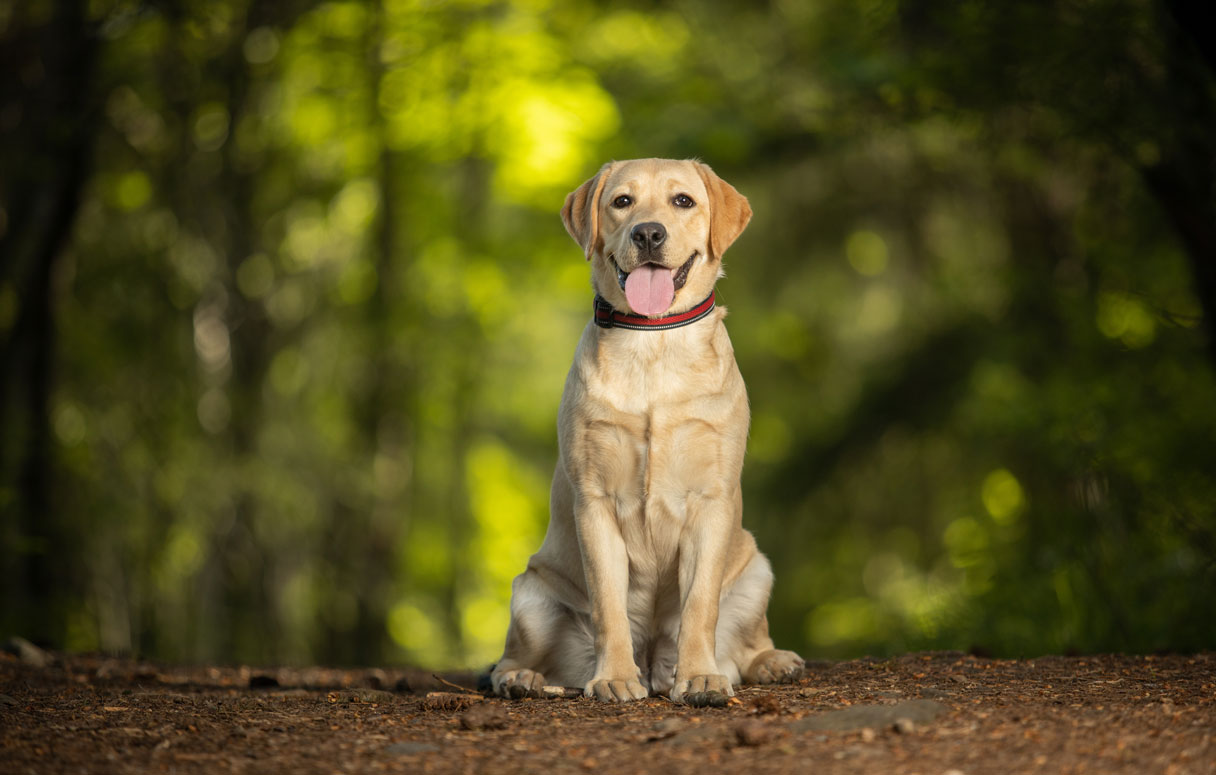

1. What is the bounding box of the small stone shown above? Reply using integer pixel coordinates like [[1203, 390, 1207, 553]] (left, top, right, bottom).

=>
[[798, 687, 823, 697], [365, 669, 388, 689], [860, 727, 877, 742], [893, 717, 916, 734], [459, 702, 510, 730], [734, 719, 773, 747], [2, 637, 49, 668]]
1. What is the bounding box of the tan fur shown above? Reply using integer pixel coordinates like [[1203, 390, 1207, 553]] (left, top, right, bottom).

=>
[[493, 159, 803, 705]]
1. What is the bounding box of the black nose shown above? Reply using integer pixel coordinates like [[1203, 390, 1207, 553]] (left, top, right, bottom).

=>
[[630, 222, 667, 252]]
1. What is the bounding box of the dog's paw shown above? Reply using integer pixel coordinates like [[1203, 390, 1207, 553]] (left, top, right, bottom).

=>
[[584, 677, 648, 703], [670, 674, 733, 707], [494, 668, 547, 700], [745, 649, 805, 685]]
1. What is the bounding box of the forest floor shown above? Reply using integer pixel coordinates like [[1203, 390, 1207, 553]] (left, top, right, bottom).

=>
[[1, 641, 1213, 775]]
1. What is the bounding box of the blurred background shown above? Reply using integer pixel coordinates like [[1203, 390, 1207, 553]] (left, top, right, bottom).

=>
[[3, 0, 1215, 669]]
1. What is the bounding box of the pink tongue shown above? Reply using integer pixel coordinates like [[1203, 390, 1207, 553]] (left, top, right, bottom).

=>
[[624, 264, 675, 316]]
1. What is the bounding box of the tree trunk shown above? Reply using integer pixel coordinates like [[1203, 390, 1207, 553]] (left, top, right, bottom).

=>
[[0, 0, 100, 647]]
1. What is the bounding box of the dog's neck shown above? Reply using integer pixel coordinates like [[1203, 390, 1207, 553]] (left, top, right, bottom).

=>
[[579, 298, 734, 415], [592, 292, 716, 331]]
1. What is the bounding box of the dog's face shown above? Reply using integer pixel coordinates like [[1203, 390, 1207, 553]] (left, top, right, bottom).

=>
[[561, 159, 752, 316]]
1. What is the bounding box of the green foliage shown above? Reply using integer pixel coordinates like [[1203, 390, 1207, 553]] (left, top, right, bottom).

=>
[[1, 0, 1213, 667]]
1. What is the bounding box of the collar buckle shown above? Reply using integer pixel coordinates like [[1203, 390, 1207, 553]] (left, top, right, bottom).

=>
[[593, 296, 616, 329]]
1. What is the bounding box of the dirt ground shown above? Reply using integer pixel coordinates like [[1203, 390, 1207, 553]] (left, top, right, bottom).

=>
[[2, 643, 1213, 775]]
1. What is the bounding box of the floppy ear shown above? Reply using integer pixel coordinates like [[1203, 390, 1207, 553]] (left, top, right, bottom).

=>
[[695, 161, 752, 260], [561, 162, 615, 260]]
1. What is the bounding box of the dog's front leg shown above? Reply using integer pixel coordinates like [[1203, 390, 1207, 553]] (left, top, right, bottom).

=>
[[576, 494, 648, 703], [671, 495, 733, 706]]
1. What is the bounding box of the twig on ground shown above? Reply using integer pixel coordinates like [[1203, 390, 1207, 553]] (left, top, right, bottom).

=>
[[431, 674, 482, 695]]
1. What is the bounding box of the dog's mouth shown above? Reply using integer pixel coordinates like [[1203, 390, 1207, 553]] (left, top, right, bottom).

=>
[[608, 252, 698, 317], [610, 252, 698, 292]]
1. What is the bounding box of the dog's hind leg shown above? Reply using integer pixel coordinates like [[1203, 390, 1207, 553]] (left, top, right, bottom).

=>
[[715, 550, 805, 687], [491, 567, 596, 698]]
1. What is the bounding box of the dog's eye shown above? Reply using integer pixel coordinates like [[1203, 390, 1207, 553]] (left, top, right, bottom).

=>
[[673, 194, 695, 208], [611, 195, 633, 208]]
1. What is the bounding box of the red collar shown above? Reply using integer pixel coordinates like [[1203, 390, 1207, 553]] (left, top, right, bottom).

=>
[[593, 292, 716, 331]]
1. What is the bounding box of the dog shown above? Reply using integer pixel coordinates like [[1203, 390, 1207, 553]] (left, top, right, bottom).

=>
[[491, 158, 804, 706]]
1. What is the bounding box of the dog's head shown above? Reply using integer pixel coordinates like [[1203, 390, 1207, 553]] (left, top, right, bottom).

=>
[[561, 158, 752, 317]]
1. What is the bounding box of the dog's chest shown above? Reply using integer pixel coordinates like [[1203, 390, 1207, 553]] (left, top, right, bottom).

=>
[[574, 329, 745, 564], [579, 407, 725, 577]]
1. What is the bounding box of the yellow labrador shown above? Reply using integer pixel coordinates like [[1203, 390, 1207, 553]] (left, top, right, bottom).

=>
[[491, 158, 804, 706]]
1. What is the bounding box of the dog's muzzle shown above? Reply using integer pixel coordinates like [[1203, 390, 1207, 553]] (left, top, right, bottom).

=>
[[612, 252, 699, 291]]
